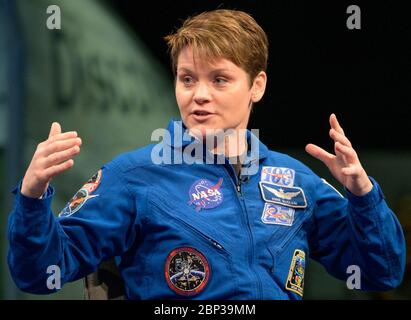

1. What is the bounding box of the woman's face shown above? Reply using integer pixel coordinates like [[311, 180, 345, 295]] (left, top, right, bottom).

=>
[[175, 46, 266, 136]]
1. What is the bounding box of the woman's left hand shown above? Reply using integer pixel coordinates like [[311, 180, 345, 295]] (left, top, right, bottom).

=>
[[305, 113, 373, 196]]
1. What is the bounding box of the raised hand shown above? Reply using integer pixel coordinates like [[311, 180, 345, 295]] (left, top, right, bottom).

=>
[[21, 122, 82, 199], [305, 114, 373, 196]]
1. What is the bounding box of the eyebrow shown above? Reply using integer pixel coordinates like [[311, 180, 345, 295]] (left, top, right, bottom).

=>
[[177, 67, 232, 74]]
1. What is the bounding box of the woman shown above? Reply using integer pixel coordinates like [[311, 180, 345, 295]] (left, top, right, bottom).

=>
[[8, 9, 405, 299]]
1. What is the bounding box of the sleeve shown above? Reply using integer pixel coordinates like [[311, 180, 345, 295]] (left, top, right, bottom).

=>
[[7, 162, 137, 294], [307, 176, 406, 291]]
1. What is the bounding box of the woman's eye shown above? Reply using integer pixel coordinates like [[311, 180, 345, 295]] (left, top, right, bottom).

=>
[[215, 77, 228, 85], [181, 76, 194, 85]]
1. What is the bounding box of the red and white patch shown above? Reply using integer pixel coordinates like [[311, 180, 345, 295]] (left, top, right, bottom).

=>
[[58, 169, 102, 217], [82, 169, 102, 194], [165, 247, 210, 296]]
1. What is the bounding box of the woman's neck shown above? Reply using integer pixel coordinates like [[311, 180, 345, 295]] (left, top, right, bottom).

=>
[[211, 132, 247, 158], [187, 128, 248, 169]]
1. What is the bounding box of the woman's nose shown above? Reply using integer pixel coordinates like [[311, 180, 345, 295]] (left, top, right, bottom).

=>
[[193, 82, 211, 104]]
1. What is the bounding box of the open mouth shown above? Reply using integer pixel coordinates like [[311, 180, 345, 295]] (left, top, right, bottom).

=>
[[193, 110, 212, 116]]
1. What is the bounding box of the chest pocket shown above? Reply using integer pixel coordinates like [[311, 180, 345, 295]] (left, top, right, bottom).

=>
[[266, 206, 312, 249], [263, 201, 313, 298], [141, 189, 238, 299], [263, 193, 313, 262]]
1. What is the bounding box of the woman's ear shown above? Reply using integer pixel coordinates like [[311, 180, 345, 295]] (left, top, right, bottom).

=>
[[251, 71, 267, 103]]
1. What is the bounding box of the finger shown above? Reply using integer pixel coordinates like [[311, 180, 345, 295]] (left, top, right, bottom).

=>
[[329, 113, 345, 135], [47, 131, 78, 144], [341, 166, 361, 176], [41, 137, 82, 157], [48, 122, 62, 138], [305, 143, 335, 166], [43, 159, 75, 179], [43, 145, 81, 168], [329, 128, 352, 147], [335, 142, 357, 163]]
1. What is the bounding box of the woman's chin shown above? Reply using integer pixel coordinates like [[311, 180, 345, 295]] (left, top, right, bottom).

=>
[[187, 125, 208, 140]]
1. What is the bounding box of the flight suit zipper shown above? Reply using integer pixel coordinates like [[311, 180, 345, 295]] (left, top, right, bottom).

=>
[[224, 162, 263, 300], [150, 200, 229, 255]]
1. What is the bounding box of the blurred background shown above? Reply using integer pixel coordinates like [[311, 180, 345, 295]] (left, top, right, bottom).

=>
[[0, 0, 410, 299]]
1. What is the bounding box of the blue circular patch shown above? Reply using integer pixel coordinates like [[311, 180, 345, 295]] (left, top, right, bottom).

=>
[[188, 178, 223, 211]]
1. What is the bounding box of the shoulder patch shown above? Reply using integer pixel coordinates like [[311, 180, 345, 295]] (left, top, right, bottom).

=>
[[59, 169, 102, 217]]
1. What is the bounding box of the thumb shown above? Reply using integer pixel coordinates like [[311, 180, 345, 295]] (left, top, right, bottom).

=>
[[48, 122, 61, 138]]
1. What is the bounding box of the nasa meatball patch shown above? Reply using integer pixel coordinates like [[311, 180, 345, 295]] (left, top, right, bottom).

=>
[[188, 178, 223, 211], [59, 169, 102, 217], [165, 247, 210, 296], [285, 249, 305, 297]]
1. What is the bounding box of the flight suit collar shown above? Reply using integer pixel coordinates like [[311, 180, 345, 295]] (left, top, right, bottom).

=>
[[164, 118, 269, 163]]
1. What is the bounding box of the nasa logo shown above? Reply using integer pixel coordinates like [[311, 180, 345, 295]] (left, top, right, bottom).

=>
[[188, 178, 224, 212]]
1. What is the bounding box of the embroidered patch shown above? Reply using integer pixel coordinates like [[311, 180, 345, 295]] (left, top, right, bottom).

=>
[[188, 178, 224, 211], [259, 181, 307, 208], [260, 166, 295, 187], [286, 249, 305, 297], [81, 169, 102, 194], [165, 247, 210, 296], [261, 203, 295, 226], [59, 169, 102, 217]]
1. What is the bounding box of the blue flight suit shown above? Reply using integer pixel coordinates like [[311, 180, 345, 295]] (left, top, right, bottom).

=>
[[7, 119, 406, 299]]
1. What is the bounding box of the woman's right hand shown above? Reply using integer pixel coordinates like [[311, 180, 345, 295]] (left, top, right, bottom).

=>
[[21, 122, 82, 199]]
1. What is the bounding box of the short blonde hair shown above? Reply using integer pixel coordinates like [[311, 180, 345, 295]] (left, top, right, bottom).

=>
[[164, 9, 268, 86]]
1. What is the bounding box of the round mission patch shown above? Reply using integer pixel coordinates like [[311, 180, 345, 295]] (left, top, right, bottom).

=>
[[165, 247, 210, 296]]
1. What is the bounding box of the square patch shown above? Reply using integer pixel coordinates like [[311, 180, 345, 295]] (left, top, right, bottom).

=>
[[260, 166, 295, 187], [261, 203, 295, 226]]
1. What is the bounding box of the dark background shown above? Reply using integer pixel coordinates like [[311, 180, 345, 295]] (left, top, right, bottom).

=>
[[104, 0, 411, 151]]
